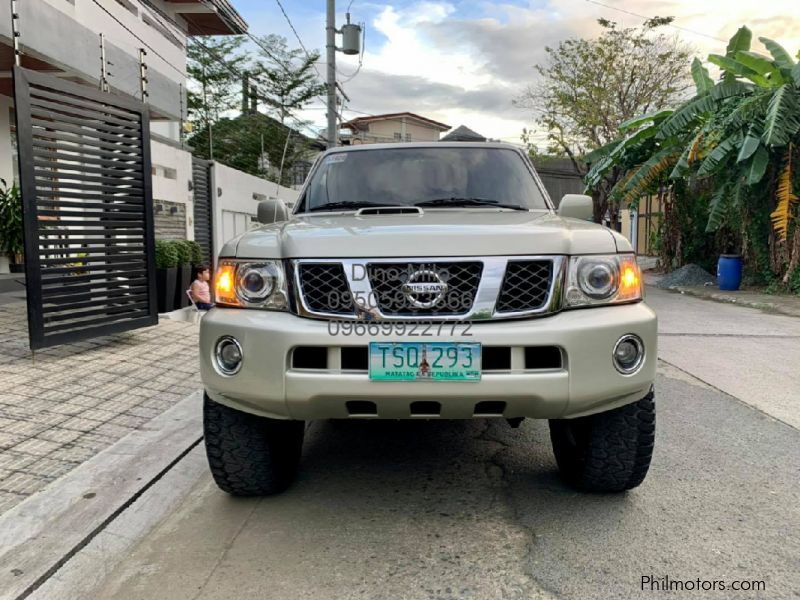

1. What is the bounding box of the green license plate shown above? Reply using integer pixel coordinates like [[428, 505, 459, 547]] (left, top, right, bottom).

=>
[[369, 342, 481, 381]]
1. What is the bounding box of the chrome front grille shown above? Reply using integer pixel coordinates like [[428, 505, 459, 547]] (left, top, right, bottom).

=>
[[495, 260, 553, 313], [297, 263, 354, 315], [292, 256, 564, 321], [367, 262, 483, 316]]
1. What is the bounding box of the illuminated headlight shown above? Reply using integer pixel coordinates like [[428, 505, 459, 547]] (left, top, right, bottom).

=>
[[214, 260, 288, 310], [565, 255, 642, 307]]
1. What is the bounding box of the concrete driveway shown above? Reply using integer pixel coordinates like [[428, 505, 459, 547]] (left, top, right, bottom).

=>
[[28, 288, 800, 599]]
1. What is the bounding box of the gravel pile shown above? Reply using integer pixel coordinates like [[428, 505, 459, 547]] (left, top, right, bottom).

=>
[[656, 264, 716, 289]]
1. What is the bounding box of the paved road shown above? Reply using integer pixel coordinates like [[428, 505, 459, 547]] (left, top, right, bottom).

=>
[[70, 290, 800, 599]]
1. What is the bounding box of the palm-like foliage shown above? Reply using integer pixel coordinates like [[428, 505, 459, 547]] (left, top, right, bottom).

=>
[[585, 26, 800, 242]]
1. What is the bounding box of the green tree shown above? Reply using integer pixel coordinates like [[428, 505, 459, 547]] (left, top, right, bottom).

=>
[[186, 36, 248, 155], [516, 18, 692, 223], [252, 34, 326, 125], [585, 27, 800, 284], [189, 113, 314, 186]]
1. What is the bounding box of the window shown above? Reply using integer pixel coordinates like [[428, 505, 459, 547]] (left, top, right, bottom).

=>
[[405, 133, 412, 141], [393, 132, 402, 141], [303, 147, 549, 211]]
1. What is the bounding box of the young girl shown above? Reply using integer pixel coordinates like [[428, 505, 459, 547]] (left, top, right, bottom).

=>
[[190, 265, 214, 310]]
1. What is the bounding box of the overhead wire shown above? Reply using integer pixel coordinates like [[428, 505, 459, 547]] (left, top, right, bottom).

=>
[[583, 0, 727, 43], [87, 0, 185, 78], [189, 36, 326, 141]]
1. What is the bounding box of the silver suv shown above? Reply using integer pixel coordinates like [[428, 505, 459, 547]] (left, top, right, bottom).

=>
[[200, 143, 657, 495]]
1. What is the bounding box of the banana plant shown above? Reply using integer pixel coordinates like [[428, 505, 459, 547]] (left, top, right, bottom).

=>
[[584, 26, 800, 242]]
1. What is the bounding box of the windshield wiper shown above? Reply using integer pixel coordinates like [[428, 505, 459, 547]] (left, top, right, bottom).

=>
[[307, 201, 401, 212], [414, 197, 528, 211]]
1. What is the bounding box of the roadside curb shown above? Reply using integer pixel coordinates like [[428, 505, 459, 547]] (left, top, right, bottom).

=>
[[0, 392, 204, 600], [668, 286, 800, 319]]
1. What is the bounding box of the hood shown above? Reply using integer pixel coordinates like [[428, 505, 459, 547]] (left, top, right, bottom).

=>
[[222, 209, 621, 258]]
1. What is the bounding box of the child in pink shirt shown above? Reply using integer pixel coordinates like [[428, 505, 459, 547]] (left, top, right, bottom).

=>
[[190, 265, 214, 310]]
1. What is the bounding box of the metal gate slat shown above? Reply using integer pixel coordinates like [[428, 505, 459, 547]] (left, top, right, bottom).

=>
[[27, 95, 141, 129], [30, 108, 142, 138], [14, 66, 157, 349], [28, 85, 142, 120]]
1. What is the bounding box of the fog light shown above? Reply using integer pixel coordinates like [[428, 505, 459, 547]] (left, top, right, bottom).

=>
[[613, 334, 644, 374], [214, 336, 243, 376]]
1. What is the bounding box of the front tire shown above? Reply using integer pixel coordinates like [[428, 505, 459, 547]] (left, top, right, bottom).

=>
[[203, 394, 305, 496], [549, 390, 655, 492]]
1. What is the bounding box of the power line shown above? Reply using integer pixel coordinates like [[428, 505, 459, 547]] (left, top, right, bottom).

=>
[[188, 37, 326, 141], [88, 0, 185, 77], [273, 0, 324, 79], [583, 0, 727, 43]]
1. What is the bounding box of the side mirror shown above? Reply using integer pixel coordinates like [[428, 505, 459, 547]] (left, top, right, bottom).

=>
[[558, 194, 594, 221], [257, 199, 289, 224]]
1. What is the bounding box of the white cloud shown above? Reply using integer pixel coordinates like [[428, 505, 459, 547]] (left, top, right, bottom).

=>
[[328, 0, 800, 140]]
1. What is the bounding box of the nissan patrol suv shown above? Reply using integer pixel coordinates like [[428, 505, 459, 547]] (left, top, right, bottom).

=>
[[200, 142, 657, 496]]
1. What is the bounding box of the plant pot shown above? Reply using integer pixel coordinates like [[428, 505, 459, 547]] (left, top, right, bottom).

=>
[[717, 254, 743, 291], [175, 265, 193, 308], [156, 267, 178, 313]]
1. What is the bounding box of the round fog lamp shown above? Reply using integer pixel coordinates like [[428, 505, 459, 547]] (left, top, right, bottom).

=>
[[214, 336, 243, 376], [613, 334, 644, 374]]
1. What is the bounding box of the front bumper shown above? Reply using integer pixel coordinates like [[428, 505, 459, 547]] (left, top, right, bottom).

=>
[[199, 302, 657, 421]]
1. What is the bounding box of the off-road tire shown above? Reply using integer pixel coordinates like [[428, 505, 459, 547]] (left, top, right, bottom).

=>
[[548, 389, 655, 492], [203, 394, 305, 496]]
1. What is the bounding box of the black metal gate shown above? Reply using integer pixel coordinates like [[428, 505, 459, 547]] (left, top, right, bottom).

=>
[[192, 157, 213, 264], [13, 66, 157, 350]]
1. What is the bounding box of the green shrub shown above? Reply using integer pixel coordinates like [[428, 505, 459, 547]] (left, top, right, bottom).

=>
[[186, 240, 204, 265], [0, 181, 23, 258], [154, 239, 179, 268], [173, 240, 192, 266]]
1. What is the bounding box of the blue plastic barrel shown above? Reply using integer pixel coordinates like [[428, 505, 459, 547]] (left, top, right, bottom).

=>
[[717, 255, 743, 291]]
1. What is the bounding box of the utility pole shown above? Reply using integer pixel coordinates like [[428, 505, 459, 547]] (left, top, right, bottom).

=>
[[326, 0, 337, 149], [326, 2, 362, 148]]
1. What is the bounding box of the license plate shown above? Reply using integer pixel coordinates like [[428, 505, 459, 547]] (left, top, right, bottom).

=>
[[369, 342, 481, 381]]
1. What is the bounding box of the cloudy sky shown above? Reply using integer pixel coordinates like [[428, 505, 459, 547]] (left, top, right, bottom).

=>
[[234, 0, 800, 143]]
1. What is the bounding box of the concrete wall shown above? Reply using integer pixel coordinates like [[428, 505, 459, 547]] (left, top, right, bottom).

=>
[[0, 0, 185, 122], [212, 162, 299, 255], [151, 138, 193, 239], [0, 96, 13, 185], [41, 0, 187, 83]]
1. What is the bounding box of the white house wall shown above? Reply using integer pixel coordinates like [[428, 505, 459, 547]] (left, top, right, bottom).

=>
[[0, 96, 13, 185], [212, 162, 299, 256], [151, 138, 193, 240], [0, 0, 185, 122]]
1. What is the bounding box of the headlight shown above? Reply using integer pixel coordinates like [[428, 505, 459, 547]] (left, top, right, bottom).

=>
[[565, 254, 642, 307], [214, 260, 288, 310]]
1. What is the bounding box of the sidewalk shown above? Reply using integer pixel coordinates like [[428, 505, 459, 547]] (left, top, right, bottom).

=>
[[644, 273, 800, 318], [0, 301, 200, 514]]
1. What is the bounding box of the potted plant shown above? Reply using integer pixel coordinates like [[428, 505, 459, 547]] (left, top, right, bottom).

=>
[[0, 180, 24, 274], [187, 240, 204, 268], [173, 240, 194, 308], [155, 239, 179, 313]]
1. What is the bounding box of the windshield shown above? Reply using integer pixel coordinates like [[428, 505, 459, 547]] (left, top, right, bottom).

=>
[[299, 147, 549, 212]]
